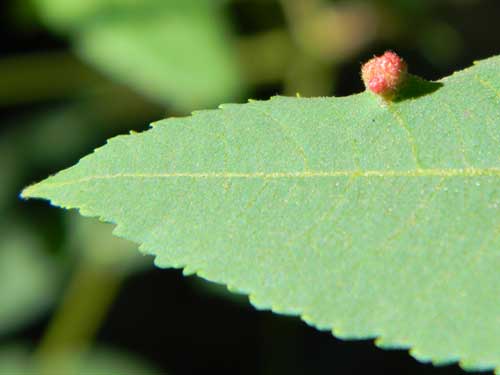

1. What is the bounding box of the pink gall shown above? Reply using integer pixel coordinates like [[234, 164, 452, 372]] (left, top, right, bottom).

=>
[[361, 51, 407, 99]]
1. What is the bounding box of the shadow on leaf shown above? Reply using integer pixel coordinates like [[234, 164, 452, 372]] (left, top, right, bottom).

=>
[[393, 74, 443, 102]]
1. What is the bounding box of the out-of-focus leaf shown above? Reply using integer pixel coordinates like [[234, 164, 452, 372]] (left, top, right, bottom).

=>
[[78, 10, 242, 111], [0, 226, 59, 335], [32, 0, 223, 31], [33, 0, 244, 110], [0, 345, 163, 374]]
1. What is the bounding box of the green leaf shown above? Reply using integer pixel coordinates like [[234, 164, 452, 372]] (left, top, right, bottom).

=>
[[0, 225, 59, 335], [33, 0, 244, 110], [32, 0, 224, 30], [22, 55, 500, 372]]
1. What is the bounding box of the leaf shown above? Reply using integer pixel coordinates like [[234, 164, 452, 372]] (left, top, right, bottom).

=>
[[33, 0, 244, 110], [22, 55, 500, 372], [32, 0, 223, 30]]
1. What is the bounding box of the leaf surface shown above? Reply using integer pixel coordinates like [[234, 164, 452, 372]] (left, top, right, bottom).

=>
[[22, 56, 500, 372]]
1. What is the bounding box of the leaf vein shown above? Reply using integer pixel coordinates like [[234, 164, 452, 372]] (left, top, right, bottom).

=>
[[443, 102, 470, 167], [387, 104, 422, 168], [251, 105, 310, 171], [285, 176, 356, 247], [24, 168, 500, 193], [474, 75, 500, 101]]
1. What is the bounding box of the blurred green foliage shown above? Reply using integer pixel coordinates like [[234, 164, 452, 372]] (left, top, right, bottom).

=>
[[1, 0, 498, 373], [0, 225, 59, 336], [34, 0, 244, 110]]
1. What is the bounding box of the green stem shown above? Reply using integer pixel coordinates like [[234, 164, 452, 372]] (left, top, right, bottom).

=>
[[34, 258, 125, 374]]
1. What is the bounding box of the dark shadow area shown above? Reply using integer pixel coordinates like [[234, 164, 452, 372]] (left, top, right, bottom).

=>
[[393, 74, 444, 102]]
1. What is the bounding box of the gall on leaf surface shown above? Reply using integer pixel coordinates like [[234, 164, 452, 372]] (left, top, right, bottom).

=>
[[362, 51, 408, 99], [22, 55, 500, 372]]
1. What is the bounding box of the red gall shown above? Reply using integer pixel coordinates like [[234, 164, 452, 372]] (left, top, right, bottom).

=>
[[361, 51, 407, 99]]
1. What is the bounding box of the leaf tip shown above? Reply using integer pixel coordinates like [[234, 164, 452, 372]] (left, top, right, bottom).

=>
[[20, 178, 54, 201], [19, 184, 38, 200]]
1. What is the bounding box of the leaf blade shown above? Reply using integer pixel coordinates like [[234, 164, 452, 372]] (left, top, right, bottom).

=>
[[22, 55, 500, 372]]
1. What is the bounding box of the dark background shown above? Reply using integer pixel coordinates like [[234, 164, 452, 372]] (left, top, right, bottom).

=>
[[1, 1, 500, 374]]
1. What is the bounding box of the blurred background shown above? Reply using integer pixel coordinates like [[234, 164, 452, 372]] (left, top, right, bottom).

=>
[[1, 0, 499, 374]]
